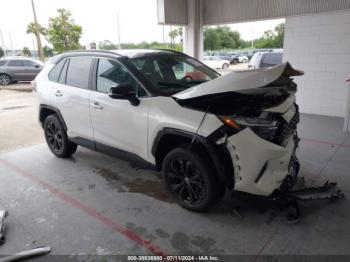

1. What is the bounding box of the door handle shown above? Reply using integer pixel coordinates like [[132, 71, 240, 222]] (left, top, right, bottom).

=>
[[92, 102, 103, 110], [54, 90, 63, 97]]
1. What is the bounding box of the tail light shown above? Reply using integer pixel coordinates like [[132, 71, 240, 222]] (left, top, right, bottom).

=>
[[31, 81, 37, 92]]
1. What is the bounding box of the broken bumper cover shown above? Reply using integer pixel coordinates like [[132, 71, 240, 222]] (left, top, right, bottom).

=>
[[226, 128, 299, 196]]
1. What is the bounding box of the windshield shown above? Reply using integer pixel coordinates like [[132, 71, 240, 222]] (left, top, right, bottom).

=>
[[130, 54, 219, 95]]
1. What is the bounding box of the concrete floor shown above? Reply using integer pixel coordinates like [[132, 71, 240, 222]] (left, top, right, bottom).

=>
[[0, 84, 44, 153], [0, 86, 349, 259]]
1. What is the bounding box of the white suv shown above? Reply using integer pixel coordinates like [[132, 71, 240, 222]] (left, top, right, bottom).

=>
[[34, 49, 303, 211]]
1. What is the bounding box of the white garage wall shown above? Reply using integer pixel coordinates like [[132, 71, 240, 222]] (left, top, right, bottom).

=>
[[284, 10, 350, 117]]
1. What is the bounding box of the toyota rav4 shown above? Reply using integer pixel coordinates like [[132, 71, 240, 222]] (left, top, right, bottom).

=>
[[34, 49, 303, 211]]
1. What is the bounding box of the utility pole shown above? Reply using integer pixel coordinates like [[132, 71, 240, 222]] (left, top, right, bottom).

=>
[[0, 29, 6, 56], [31, 0, 44, 61], [117, 13, 121, 49], [9, 32, 14, 56], [32, 38, 36, 57]]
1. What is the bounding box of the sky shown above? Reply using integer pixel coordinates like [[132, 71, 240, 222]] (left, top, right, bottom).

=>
[[0, 0, 284, 50]]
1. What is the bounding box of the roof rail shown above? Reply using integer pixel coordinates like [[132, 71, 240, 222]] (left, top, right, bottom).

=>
[[61, 49, 123, 57]]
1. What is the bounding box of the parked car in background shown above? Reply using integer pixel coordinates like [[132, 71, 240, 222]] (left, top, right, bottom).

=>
[[225, 53, 248, 64], [248, 52, 283, 69], [0, 57, 44, 85], [203, 56, 230, 69], [237, 51, 254, 60]]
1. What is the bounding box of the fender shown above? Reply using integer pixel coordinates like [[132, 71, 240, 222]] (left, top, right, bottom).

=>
[[152, 128, 235, 188], [39, 104, 68, 131]]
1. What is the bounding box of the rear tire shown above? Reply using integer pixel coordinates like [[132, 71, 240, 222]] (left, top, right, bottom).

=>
[[222, 63, 229, 69], [0, 74, 11, 86], [232, 59, 239, 65], [44, 114, 77, 158], [162, 148, 224, 212]]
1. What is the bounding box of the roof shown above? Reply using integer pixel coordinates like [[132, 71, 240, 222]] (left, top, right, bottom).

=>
[[48, 49, 183, 64]]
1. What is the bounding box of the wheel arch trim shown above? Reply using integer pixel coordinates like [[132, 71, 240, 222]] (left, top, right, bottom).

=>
[[152, 128, 235, 188], [39, 104, 67, 131]]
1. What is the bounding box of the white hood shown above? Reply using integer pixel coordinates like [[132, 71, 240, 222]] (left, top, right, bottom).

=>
[[172, 62, 304, 100]]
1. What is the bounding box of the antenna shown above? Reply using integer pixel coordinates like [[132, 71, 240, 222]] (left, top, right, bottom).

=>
[[188, 106, 210, 151], [117, 13, 121, 49]]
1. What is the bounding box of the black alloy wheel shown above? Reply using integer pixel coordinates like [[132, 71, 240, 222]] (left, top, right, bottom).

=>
[[162, 148, 224, 211], [46, 120, 64, 154], [168, 158, 206, 204], [44, 114, 77, 158]]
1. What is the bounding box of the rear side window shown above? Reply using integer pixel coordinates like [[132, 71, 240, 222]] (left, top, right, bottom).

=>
[[48, 59, 66, 82], [8, 60, 25, 67], [23, 60, 38, 67], [260, 53, 283, 68], [0, 60, 7, 66], [66, 56, 93, 89]]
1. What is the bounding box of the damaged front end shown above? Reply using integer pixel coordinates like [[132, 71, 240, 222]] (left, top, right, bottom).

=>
[[174, 63, 303, 196], [172, 62, 344, 221]]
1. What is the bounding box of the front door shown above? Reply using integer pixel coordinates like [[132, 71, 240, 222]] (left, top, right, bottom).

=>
[[23, 60, 42, 80], [90, 58, 150, 161]]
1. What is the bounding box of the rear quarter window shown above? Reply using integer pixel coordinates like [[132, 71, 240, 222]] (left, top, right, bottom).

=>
[[0, 60, 7, 66], [260, 53, 283, 68], [48, 59, 67, 82]]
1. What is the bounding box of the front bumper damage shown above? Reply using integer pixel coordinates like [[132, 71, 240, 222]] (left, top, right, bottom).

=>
[[226, 128, 299, 196]]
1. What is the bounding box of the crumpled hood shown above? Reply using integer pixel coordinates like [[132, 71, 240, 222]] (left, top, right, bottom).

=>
[[172, 62, 304, 100]]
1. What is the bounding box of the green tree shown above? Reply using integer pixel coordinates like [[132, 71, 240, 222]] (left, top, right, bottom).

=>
[[204, 28, 221, 50], [98, 40, 118, 50], [254, 23, 285, 48], [274, 23, 285, 48], [46, 9, 82, 53], [0, 47, 4, 58], [26, 22, 46, 61], [43, 45, 54, 57], [168, 29, 179, 49], [204, 26, 243, 50], [26, 22, 46, 36], [22, 47, 31, 57], [178, 27, 184, 44]]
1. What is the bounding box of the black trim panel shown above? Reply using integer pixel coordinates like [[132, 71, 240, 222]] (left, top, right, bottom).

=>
[[152, 128, 235, 188], [70, 137, 156, 170], [96, 142, 155, 170], [39, 104, 68, 131]]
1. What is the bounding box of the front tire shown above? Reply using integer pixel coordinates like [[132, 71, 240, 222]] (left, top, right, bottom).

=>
[[44, 114, 77, 158], [162, 148, 224, 212], [0, 74, 11, 85]]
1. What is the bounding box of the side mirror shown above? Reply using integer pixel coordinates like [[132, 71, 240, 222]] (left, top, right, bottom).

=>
[[108, 84, 140, 106], [34, 64, 40, 68]]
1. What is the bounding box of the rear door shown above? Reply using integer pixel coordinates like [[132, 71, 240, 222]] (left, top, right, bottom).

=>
[[7, 60, 27, 80], [51, 56, 94, 141]]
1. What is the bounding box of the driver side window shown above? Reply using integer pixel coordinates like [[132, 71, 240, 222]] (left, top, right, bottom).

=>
[[96, 58, 146, 96]]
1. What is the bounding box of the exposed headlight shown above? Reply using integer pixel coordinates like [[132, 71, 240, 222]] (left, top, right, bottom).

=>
[[218, 115, 279, 142]]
